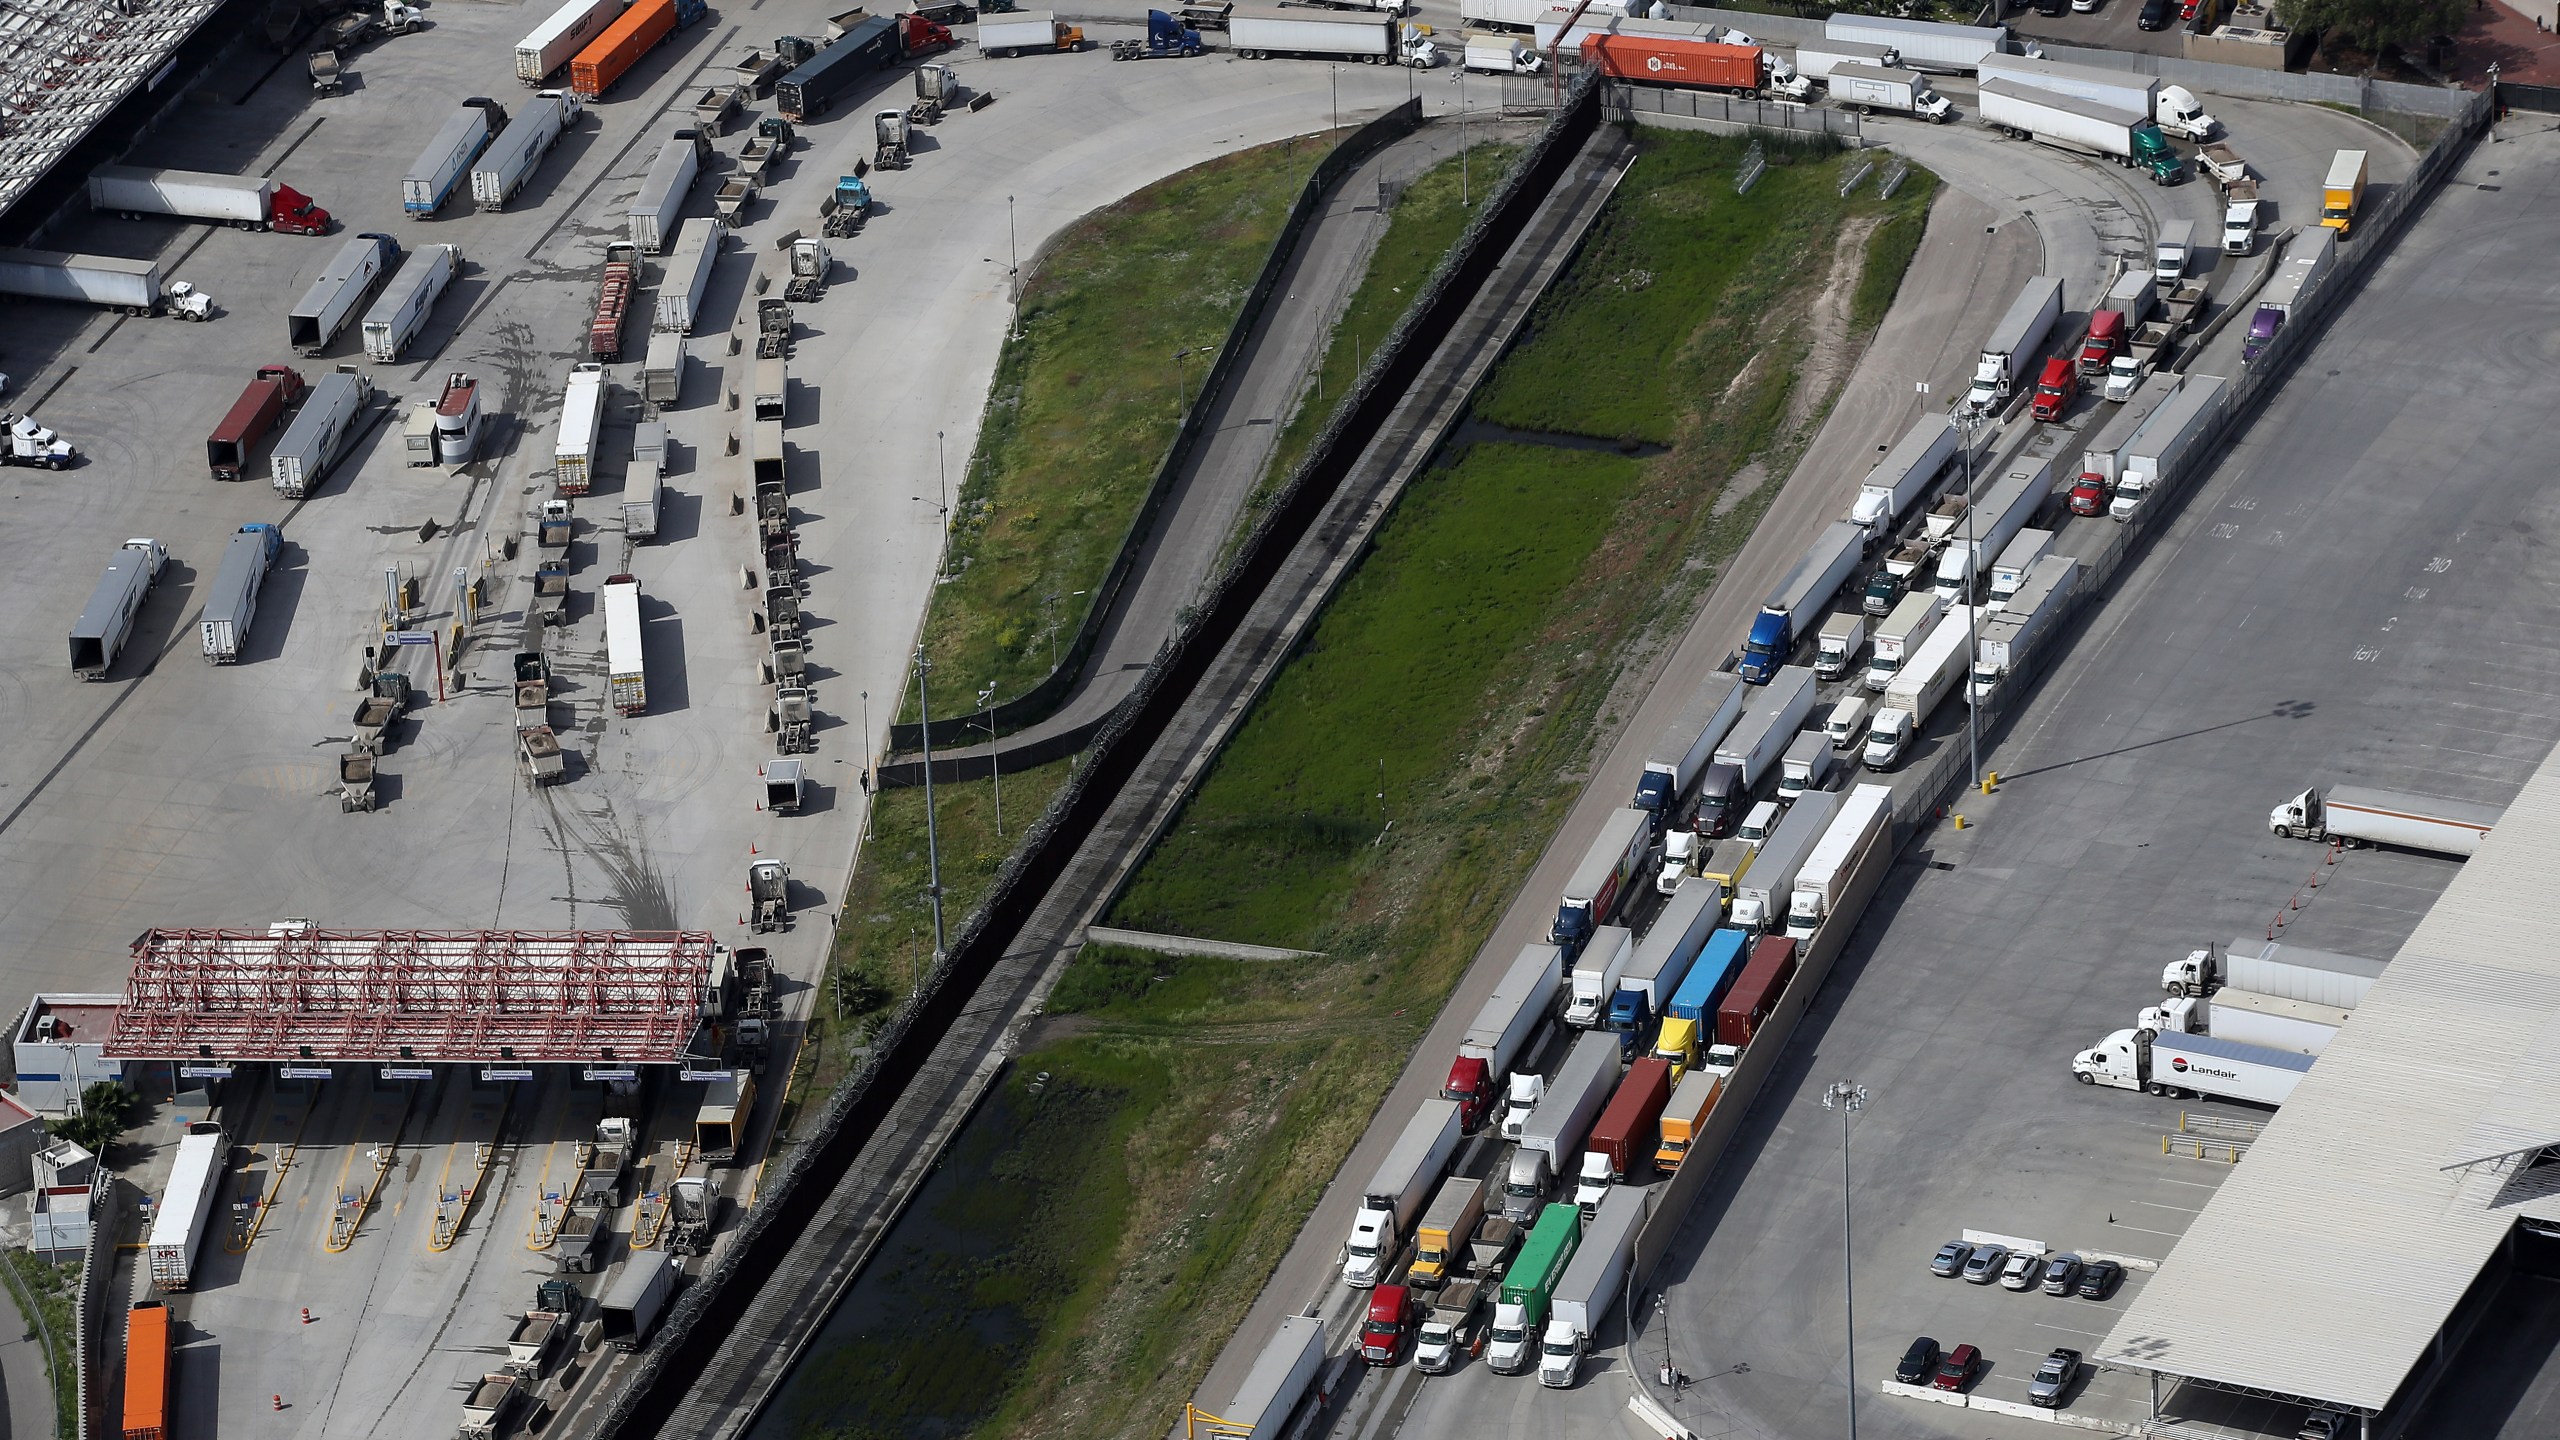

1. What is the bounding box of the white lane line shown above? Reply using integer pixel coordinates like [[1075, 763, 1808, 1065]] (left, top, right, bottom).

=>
[[2469, 680, 2560, 700], [2156, 1177, 2221, 1189], [2132, 1199, 2202, 1212], [2109, 1222, 2182, 1238], [2036, 1322, 2109, 1337]]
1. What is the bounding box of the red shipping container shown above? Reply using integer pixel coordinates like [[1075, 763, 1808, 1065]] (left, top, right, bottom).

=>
[[571, 0, 677, 99], [1580, 34, 1766, 96], [205, 364, 306, 481], [123, 1302, 172, 1440], [1584, 1056, 1674, 1182], [1715, 935, 1799, 1048]]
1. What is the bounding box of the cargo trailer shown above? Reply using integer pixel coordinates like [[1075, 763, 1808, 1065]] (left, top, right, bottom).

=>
[[776, 14, 904, 120], [2072, 1026, 2309, 1106], [1785, 783, 1894, 938], [627, 130, 704, 253], [599, 1251, 677, 1349], [1978, 80, 2182, 183], [605, 574, 647, 713], [1539, 1185, 1642, 1387], [68, 538, 166, 680], [124, 1302, 173, 1440], [1849, 413, 1957, 534], [1581, 35, 1773, 96], [1820, 13, 2004, 72], [1728, 790, 1838, 933], [1789, 38, 1900, 78], [360, 242, 458, 361], [1694, 664, 1816, 835], [206, 364, 307, 480], [88, 166, 332, 234], [2268, 785, 2499, 857], [1564, 924, 1633, 1029], [1975, 53, 2158, 118], [1609, 879, 1719, 1042], [473, 90, 582, 210], [200, 524, 281, 663], [1229, 5, 1400, 61], [655, 218, 724, 333], [1503, 1032, 1618, 1222], [2109, 375, 2225, 521], [148, 1123, 227, 1289], [0, 247, 166, 313], [1487, 1203, 1580, 1374], [1971, 554, 2078, 698], [271, 368, 373, 496], [1934, 457, 2051, 598], [1715, 934, 1798, 1048], [645, 330, 686, 405], [1218, 1316, 1325, 1440], [1442, 942, 1558, 1130], [516, 0, 622, 83], [289, 232, 398, 355], [1574, 1057, 1670, 1211], [1652, 927, 1748, 1075], [2161, 937, 2387, 1006], [555, 363, 606, 494], [572, 0, 683, 99], [1740, 520, 1865, 683], [1631, 671, 1745, 815], [1342, 1098, 1462, 1287], [404, 100, 503, 216], [1550, 806, 1651, 954]]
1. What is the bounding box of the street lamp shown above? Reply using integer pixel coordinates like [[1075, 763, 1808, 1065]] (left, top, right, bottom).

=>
[[1822, 1082, 1868, 1440], [1452, 73, 1471, 208], [975, 681, 1003, 838], [1175, 344, 1217, 415], [1958, 410, 1982, 788], [913, 646, 947, 978], [1007, 193, 1018, 281]]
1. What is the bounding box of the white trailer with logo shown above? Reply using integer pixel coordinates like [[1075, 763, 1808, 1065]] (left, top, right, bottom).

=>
[[149, 1124, 228, 1290], [516, 0, 622, 84], [360, 243, 459, 362], [271, 368, 373, 497], [472, 90, 581, 210]]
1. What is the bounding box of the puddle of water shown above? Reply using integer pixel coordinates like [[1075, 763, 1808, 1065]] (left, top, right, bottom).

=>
[[1451, 417, 1669, 458]]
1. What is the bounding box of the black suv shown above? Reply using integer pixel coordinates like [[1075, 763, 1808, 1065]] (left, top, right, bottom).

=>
[[2138, 0, 2175, 27], [1896, 1336, 1942, 1385]]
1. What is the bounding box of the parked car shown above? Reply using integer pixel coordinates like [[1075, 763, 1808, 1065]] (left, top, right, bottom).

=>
[[2138, 0, 2174, 27], [2042, 1252, 2085, 1296], [2298, 1411, 2348, 1440], [2075, 0, 2103, 10], [1962, 1244, 2009, 1284], [1932, 1343, 1981, 1392], [2000, 1251, 2043, 1290], [2076, 1259, 2124, 1300], [1896, 1336, 1941, 1385], [1930, 1241, 1973, 1278], [2029, 1347, 2080, 1408]]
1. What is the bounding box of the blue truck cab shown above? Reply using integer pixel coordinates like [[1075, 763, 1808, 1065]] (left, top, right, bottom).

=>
[[1738, 610, 1793, 685]]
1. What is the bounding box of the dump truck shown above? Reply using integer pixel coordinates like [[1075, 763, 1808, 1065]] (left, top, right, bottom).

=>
[[88, 166, 333, 234], [693, 82, 743, 132], [519, 725, 567, 784], [514, 651, 551, 714], [666, 1176, 720, 1255], [337, 750, 377, 811], [773, 684, 813, 755], [749, 857, 792, 931], [351, 671, 408, 754], [552, 1208, 610, 1272], [577, 1117, 636, 1206]]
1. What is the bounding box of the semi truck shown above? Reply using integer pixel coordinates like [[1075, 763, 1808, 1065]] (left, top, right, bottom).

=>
[[1539, 1185, 1642, 1388], [1987, 528, 2054, 606], [68, 538, 168, 680], [1217, 1315, 1325, 1439], [655, 219, 724, 334], [1849, 413, 1958, 536], [1652, 927, 1748, 1077], [2163, 937, 2386, 1006], [2077, 270, 2156, 375], [1821, 13, 2004, 73], [289, 231, 398, 355], [404, 99, 504, 216], [1716, 934, 1798, 1048], [1564, 925, 1633, 1029], [2140, 988, 2345, 1057], [600, 1251, 678, 1350], [605, 574, 648, 713], [1695, 664, 1816, 837], [516, 0, 621, 83], [88, 166, 332, 234], [1728, 789, 1838, 933], [1971, 554, 2078, 699], [1964, 273, 2063, 414], [1550, 807, 1651, 955], [2071, 1027, 2309, 1105], [1609, 879, 1718, 1047], [1487, 1203, 1580, 1375], [1824, 64, 1953, 122], [360, 242, 458, 361], [2243, 228, 2335, 364], [555, 363, 605, 495], [1978, 80, 2183, 184], [2321, 149, 2367, 236], [2153, 219, 2197, 289], [1740, 521, 1865, 684], [1785, 783, 1894, 939], [472, 89, 581, 210], [1934, 458, 2051, 598], [1581, 35, 1788, 99], [148, 1123, 227, 1289], [200, 524, 282, 662], [628, 129, 706, 253], [1408, 1175, 1488, 1290], [1228, 6, 1427, 63], [206, 364, 307, 480], [1866, 606, 1980, 769], [124, 1302, 174, 1440], [1503, 1032, 1618, 1222], [271, 367, 372, 497], [1866, 591, 1945, 690], [1344, 1098, 1462, 1287], [1976, 52, 2157, 118], [776, 12, 929, 119], [1653, 1068, 1721, 1171], [1573, 1057, 1670, 1212], [2109, 374, 2225, 521], [1632, 672, 1745, 816], [0, 247, 176, 314], [2268, 785, 2500, 857]]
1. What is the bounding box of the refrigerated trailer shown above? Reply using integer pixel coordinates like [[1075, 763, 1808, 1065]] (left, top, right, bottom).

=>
[[68, 538, 166, 680], [2270, 785, 2499, 857], [555, 363, 606, 495], [516, 0, 622, 83], [200, 524, 281, 662], [404, 99, 503, 216], [2072, 1026, 2309, 1106], [288, 232, 397, 355], [148, 1124, 227, 1290], [271, 368, 373, 497], [605, 575, 648, 714], [0, 247, 166, 312], [472, 90, 581, 210], [360, 243, 458, 361], [2163, 937, 2387, 1006], [654, 218, 724, 334], [88, 166, 333, 234]]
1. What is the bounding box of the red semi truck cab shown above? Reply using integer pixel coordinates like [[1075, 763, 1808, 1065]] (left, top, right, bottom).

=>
[[2077, 310, 2126, 375], [269, 183, 333, 235], [897, 12, 955, 55], [1442, 1055, 1494, 1131], [2030, 356, 2078, 422], [1361, 1285, 1415, 1364], [2069, 472, 2110, 516]]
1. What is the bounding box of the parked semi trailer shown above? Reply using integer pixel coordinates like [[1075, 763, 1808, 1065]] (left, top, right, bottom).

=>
[[2268, 785, 2500, 856], [2163, 937, 2387, 1005], [2072, 1026, 2309, 1105], [148, 1123, 227, 1289], [655, 218, 724, 334], [472, 89, 581, 210], [605, 574, 648, 713], [1631, 672, 1745, 817], [1740, 520, 1864, 684], [88, 166, 332, 234], [1978, 80, 2182, 183], [289, 231, 398, 355], [206, 364, 307, 480], [1976, 52, 2158, 118], [516, 0, 621, 83], [775, 13, 912, 119], [2141, 988, 2345, 1057], [599, 1251, 678, 1351], [360, 242, 458, 361], [271, 368, 372, 497], [68, 538, 168, 680], [1789, 38, 1901, 78], [1342, 1098, 1462, 1287], [404, 98, 504, 216], [627, 129, 706, 253], [200, 523, 282, 662], [1821, 13, 2004, 72], [1849, 413, 1958, 535], [0, 247, 180, 314]]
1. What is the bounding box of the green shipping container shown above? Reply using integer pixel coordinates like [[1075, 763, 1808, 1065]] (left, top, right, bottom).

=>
[[1501, 1203, 1583, 1311]]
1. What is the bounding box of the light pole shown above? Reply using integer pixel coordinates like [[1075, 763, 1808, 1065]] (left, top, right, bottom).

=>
[[1454, 73, 1470, 208], [1332, 65, 1340, 134], [936, 428, 949, 520], [1959, 410, 1982, 787], [1044, 589, 1086, 673], [1006, 193, 1018, 281], [976, 681, 1003, 837], [1175, 344, 1217, 415], [1822, 1082, 1868, 1440], [913, 646, 946, 978], [860, 688, 872, 788]]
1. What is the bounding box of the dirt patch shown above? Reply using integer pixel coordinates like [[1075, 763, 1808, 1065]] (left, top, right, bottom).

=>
[[1787, 213, 1886, 438], [1713, 460, 1772, 519]]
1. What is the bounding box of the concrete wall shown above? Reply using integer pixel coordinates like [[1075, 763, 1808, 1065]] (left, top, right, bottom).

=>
[[1605, 81, 1870, 140], [2031, 38, 2477, 117]]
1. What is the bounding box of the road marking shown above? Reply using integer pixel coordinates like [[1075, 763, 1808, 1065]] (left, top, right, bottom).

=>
[[2469, 680, 2560, 700], [2108, 1222, 2182, 1238], [2156, 1176, 2221, 1189], [2035, 1322, 2109, 1337], [2131, 1198, 2201, 1212]]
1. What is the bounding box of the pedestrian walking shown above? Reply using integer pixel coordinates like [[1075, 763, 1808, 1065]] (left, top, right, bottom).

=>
[[1675, 1370, 1690, 1398]]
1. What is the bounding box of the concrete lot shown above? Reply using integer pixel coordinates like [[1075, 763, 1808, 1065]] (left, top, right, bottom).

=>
[[0, 3, 1480, 1436]]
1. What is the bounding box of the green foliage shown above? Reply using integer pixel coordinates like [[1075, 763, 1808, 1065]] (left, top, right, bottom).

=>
[[2283, 0, 2466, 54], [46, 1082, 130, 1154], [1853, 174, 1940, 331]]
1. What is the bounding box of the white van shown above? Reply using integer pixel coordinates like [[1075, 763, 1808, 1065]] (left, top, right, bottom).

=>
[[1825, 696, 1870, 751]]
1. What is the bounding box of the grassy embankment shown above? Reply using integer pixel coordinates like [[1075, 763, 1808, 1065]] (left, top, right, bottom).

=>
[[906, 131, 1344, 721], [764, 133, 1939, 1440], [2, 1252, 75, 1438]]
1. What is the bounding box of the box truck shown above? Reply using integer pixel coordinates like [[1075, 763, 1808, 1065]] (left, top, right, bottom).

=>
[[1550, 807, 1652, 955], [1653, 1067, 1723, 1171], [2268, 785, 2499, 857], [404, 99, 504, 216], [68, 538, 167, 680], [1849, 413, 1958, 535], [1652, 927, 1748, 1077], [1866, 607, 1980, 769], [1343, 1098, 1462, 1287], [1632, 672, 1745, 816], [1503, 1032, 1618, 1222], [1408, 1175, 1489, 1290], [1573, 1057, 1670, 1212], [1441, 942, 1558, 1131], [1775, 728, 1835, 804], [271, 367, 372, 497], [200, 524, 282, 663], [1464, 33, 1542, 72], [148, 1123, 227, 1289], [1934, 459, 2051, 598], [1987, 527, 2054, 606], [1610, 879, 1719, 1045], [1786, 784, 1894, 938], [360, 242, 458, 362], [1729, 790, 1839, 933], [1565, 925, 1634, 1029], [1487, 1203, 1580, 1374], [2071, 1027, 2309, 1106], [1825, 64, 1953, 121], [1741, 521, 1866, 684], [1866, 591, 1945, 692], [1814, 611, 1868, 683], [2321, 149, 2367, 236], [289, 232, 398, 355], [88, 166, 332, 234], [1694, 664, 1816, 837], [473, 90, 581, 210], [1971, 554, 2078, 699], [1978, 80, 2182, 184], [2109, 374, 2225, 521], [1539, 1186, 1642, 1387], [1964, 273, 2064, 414]]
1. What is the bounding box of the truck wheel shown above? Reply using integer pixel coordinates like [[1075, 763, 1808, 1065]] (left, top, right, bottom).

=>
[[2166, 981, 2188, 998], [2145, 1082, 2169, 1096], [2074, 1071, 2095, 1085]]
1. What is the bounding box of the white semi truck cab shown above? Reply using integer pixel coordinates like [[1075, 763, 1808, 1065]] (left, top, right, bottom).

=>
[[1342, 1206, 1394, 1287]]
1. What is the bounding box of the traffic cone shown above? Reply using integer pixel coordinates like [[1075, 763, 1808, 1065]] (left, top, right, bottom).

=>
[[273, 1396, 284, 1411], [301, 1307, 312, 1325]]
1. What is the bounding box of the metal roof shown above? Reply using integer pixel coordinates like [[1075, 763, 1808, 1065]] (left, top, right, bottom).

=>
[[2096, 749, 2560, 1414], [0, 0, 225, 223]]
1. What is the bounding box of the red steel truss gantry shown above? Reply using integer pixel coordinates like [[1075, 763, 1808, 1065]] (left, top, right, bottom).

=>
[[103, 929, 717, 1065]]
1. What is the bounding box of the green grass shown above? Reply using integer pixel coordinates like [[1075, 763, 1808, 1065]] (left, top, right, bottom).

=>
[[2, 1253, 73, 1439], [908, 133, 1344, 722], [1854, 188, 1935, 331]]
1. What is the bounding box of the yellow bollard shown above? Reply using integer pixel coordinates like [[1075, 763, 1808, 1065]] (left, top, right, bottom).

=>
[[1953, 814, 1967, 830]]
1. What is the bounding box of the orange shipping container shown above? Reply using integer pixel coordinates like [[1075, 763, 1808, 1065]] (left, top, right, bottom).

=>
[[1580, 34, 1765, 95], [571, 0, 676, 99], [122, 1302, 172, 1440]]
